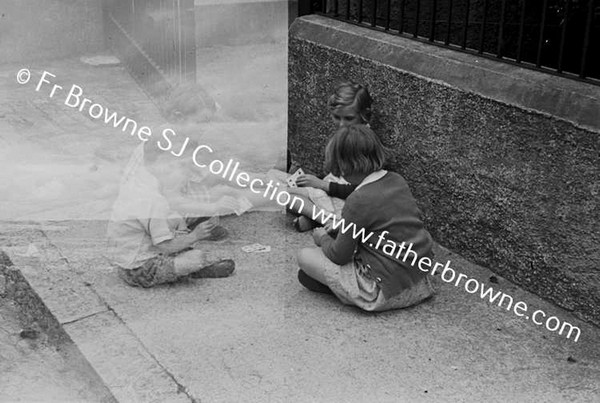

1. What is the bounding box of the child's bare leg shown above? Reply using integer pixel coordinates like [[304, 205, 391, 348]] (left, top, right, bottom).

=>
[[174, 249, 231, 276], [297, 247, 330, 285]]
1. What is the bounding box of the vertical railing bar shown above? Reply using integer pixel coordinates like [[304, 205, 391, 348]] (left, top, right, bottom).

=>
[[181, 0, 188, 82], [131, 0, 137, 49], [171, 0, 177, 78], [557, 0, 571, 73], [151, 0, 155, 73], [298, 0, 315, 16], [371, 0, 377, 27], [386, 0, 391, 30], [399, 0, 406, 34], [162, 0, 167, 74], [165, 0, 169, 78], [478, 0, 489, 54], [414, 0, 421, 38], [497, 0, 507, 58], [430, 0, 437, 41], [132, 0, 136, 28], [173, 0, 179, 79], [358, 0, 363, 23], [516, 0, 526, 63], [135, 0, 140, 79], [150, 0, 157, 71], [177, 0, 183, 82], [536, 0, 549, 67], [167, 0, 172, 77], [162, 0, 167, 77], [346, 0, 350, 20], [445, 0, 454, 45], [579, 0, 595, 78], [190, 0, 196, 82], [461, 0, 470, 49], [334, 0, 338, 16]]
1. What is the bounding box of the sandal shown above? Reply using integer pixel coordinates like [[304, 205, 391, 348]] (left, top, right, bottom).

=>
[[292, 216, 319, 232], [190, 259, 235, 279], [207, 225, 228, 241]]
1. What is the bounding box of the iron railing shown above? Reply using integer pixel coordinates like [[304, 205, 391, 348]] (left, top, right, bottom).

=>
[[103, 0, 197, 97], [300, 0, 600, 85]]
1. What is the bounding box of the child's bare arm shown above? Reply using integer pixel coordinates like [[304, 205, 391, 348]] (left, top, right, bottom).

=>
[[286, 186, 311, 197], [296, 174, 328, 191], [296, 174, 357, 199], [155, 221, 216, 254]]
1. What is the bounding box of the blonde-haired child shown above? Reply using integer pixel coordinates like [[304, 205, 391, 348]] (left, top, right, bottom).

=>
[[107, 141, 235, 288], [288, 81, 374, 231], [296, 124, 434, 311]]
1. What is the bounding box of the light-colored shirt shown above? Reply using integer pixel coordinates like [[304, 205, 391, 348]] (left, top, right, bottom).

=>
[[107, 167, 176, 269]]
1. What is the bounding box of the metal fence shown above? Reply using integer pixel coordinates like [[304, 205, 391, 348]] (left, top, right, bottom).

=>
[[103, 0, 197, 97], [301, 0, 600, 85]]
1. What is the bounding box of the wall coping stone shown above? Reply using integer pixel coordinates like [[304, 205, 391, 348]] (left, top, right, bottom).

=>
[[290, 15, 600, 133]]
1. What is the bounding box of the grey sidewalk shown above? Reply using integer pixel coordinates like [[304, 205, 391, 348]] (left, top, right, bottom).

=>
[[2, 214, 600, 402]]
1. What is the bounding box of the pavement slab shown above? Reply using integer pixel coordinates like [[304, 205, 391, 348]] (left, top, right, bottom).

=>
[[2, 214, 600, 402]]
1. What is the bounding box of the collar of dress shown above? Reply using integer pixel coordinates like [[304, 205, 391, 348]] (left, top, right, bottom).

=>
[[355, 170, 388, 191]]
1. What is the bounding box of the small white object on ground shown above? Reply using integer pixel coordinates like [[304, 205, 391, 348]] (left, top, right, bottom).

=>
[[242, 243, 271, 253], [15, 243, 40, 257], [80, 55, 121, 67]]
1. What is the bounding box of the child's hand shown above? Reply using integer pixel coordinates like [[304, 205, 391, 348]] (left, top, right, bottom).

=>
[[323, 221, 338, 236], [312, 227, 328, 246], [190, 220, 217, 241], [296, 174, 327, 191]]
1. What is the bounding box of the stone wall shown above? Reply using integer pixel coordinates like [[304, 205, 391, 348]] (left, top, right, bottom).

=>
[[289, 16, 600, 326]]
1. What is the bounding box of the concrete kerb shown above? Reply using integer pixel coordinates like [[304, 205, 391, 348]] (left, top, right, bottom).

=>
[[0, 242, 193, 403]]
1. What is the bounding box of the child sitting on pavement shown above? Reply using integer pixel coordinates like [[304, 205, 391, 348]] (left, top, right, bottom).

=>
[[296, 124, 434, 311], [287, 81, 374, 232], [107, 140, 235, 288]]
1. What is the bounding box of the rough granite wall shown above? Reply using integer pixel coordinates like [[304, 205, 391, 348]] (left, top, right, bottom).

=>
[[289, 24, 600, 327]]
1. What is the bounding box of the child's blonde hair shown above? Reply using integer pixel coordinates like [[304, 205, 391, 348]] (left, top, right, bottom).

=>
[[325, 124, 385, 177], [327, 81, 373, 124]]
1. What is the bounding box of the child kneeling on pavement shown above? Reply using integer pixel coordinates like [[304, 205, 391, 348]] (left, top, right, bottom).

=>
[[107, 140, 235, 288]]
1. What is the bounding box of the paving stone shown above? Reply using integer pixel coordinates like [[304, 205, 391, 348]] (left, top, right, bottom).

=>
[[64, 311, 191, 403]]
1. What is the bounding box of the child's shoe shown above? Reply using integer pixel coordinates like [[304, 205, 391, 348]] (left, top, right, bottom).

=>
[[292, 216, 319, 232], [190, 259, 235, 278], [207, 225, 228, 241]]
